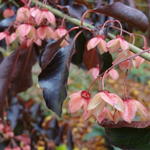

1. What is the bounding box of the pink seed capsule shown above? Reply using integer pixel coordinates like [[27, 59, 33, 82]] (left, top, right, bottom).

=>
[[81, 90, 91, 100]]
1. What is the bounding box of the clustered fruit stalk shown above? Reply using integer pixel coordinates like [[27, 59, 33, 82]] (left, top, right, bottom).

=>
[[31, 0, 150, 62]]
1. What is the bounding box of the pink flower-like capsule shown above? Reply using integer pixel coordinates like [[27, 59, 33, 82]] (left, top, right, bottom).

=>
[[113, 110, 122, 123], [0, 122, 4, 132], [87, 35, 107, 52], [88, 91, 124, 112], [54, 27, 69, 46], [121, 99, 148, 123], [113, 51, 132, 70], [3, 125, 14, 138], [87, 91, 124, 123], [107, 35, 129, 53], [88, 67, 99, 80], [55, 27, 68, 38], [12, 147, 21, 150], [16, 24, 41, 46], [88, 67, 119, 80], [97, 107, 113, 123], [4, 147, 12, 150], [68, 90, 91, 113], [15, 134, 31, 145], [16, 24, 34, 37], [0, 32, 16, 45], [87, 91, 123, 123], [30, 7, 41, 17], [16, 7, 31, 23], [31, 8, 56, 26], [107, 69, 119, 80], [37, 26, 55, 40], [3, 8, 15, 18], [132, 56, 145, 68], [22, 145, 31, 150], [113, 51, 145, 70]]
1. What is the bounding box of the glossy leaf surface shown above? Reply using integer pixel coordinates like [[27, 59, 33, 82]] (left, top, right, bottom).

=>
[[94, 2, 149, 31], [105, 127, 150, 149], [0, 47, 36, 116], [39, 41, 74, 116]]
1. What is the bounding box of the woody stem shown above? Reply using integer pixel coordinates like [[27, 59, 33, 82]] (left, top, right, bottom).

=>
[[30, 0, 150, 61]]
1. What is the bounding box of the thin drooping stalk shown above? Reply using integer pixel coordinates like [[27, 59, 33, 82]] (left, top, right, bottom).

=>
[[101, 48, 150, 89], [107, 49, 150, 74], [31, 0, 150, 61]]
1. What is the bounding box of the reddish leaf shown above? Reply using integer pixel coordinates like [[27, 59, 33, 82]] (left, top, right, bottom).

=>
[[94, 2, 149, 31], [101, 120, 150, 128], [83, 48, 100, 69], [10, 47, 37, 93], [0, 50, 19, 116], [0, 47, 36, 116]]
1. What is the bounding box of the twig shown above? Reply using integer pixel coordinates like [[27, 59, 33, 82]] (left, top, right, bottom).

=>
[[106, 49, 150, 74], [30, 0, 150, 61]]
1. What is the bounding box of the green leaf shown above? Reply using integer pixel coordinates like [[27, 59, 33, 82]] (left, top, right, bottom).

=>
[[105, 127, 150, 149]]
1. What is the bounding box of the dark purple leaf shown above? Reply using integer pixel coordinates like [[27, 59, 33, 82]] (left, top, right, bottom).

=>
[[40, 36, 65, 70], [0, 49, 20, 116], [0, 47, 36, 116], [10, 47, 37, 94], [71, 30, 91, 66], [71, 32, 86, 66], [39, 41, 75, 116], [94, 2, 149, 31], [100, 52, 113, 74]]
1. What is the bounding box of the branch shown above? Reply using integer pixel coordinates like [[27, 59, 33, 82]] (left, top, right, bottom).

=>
[[31, 0, 150, 62]]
